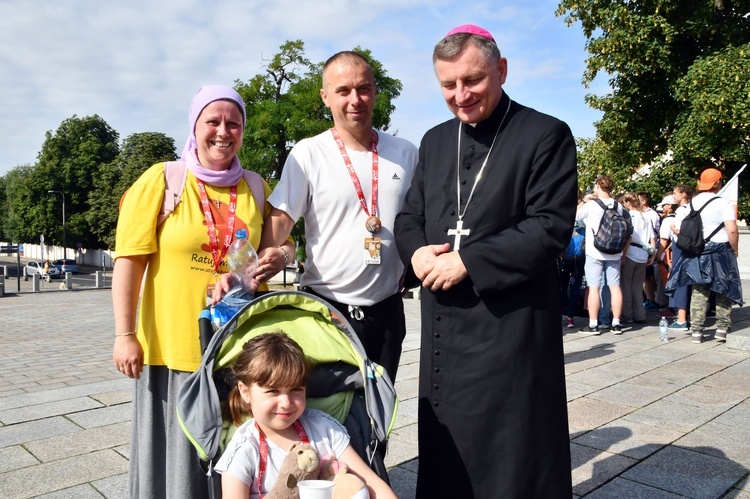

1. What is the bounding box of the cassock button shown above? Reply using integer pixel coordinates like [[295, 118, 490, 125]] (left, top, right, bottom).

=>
[[465, 164, 471, 170], [435, 315, 441, 321], [433, 384, 439, 390], [450, 210, 456, 216], [443, 226, 449, 232], [434, 332, 440, 338], [433, 401, 440, 407], [434, 350, 440, 356], [434, 367, 440, 373], [461, 179, 467, 185]]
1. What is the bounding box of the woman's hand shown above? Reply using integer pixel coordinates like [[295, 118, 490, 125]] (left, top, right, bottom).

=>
[[113, 335, 144, 379]]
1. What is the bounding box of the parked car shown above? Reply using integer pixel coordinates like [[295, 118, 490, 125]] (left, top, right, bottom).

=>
[[53, 258, 79, 274], [24, 261, 62, 279]]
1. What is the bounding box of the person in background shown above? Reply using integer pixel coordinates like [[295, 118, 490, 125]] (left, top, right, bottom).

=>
[[560, 190, 586, 329], [576, 175, 625, 335], [639, 192, 661, 311], [112, 85, 292, 498], [621, 192, 656, 326], [654, 195, 679, 318], [664, 185, 693, 331], [395, 24, 574, 497], [666, 169, 742, 343], [257, 51, 418, 383]]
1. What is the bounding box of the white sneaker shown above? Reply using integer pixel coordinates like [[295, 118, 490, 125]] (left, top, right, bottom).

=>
[[715, 329, 729, 341]]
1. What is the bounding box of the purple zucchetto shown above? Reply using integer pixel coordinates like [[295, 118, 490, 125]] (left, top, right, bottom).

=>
[[445, 24, 495, 42]]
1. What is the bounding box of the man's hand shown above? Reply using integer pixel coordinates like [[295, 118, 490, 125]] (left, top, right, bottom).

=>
[[411, 243, 451, 281], [422, 251, 469, 292]]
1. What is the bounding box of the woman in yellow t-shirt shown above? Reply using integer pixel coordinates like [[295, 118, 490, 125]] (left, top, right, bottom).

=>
[[112, 85, 294, 499]]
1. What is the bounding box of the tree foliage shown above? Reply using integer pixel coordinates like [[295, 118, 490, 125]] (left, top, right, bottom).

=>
[[235, 40, 403, 181], [557, 0, 750, 213], [88, 132, 177, 249]]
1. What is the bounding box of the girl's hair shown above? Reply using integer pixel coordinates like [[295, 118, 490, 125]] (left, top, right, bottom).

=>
[[674, 184, 693, 201], [622, 192, 642, 211], [227, 331, 310, 427]]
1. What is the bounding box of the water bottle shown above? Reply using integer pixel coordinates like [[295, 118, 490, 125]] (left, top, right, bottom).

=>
[[210, 229, 258, 327], [226, 228, 258, 292], [659, 316, 669, 342]]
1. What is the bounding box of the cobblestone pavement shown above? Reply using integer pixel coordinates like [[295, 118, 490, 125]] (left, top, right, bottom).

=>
[[1, 286, 749, 498]]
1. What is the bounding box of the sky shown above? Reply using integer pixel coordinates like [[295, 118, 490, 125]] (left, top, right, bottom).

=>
[[0, 0, 608, 176]]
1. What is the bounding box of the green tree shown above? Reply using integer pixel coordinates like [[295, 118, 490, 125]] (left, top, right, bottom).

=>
[[557, 0, 750, 208], [34, 115, 120, 248], [88, 132, 177, 249], [0, 165, 36, 243]]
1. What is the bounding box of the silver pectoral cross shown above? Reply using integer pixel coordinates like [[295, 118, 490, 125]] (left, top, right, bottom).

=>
[[448, 220, 470, 250]]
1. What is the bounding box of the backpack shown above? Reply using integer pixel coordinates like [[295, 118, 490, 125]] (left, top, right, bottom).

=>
[[675, 197, 724, 256], [563, 223, 585, 260], [592, 199, 632, 254]]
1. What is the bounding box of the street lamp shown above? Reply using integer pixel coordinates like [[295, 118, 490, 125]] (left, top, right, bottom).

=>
[[47, 190, 67, 259]]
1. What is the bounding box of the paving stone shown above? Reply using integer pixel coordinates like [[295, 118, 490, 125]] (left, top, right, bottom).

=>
[[66, 403, 131, 429], [384, 430, 419, 469], [675, 421, 750, 467], [713, 403, 750, 427], [388, 464, 417, 499], [92, 473, 129, 499], [585, 477, 685, 498], [0, 396, 103, 424], [0, 449, 128, 499], [393, 397, 417, 427], [35, 484, 104, 498], [25, 422, 130, 462], [621, 445, 748, 498], [395, 362, 419, 381], [664, 384, 747, 410], [567, 397, 633, 434], [573, 419, 683, 460], [622, 399, 726, 433], [570, 442, 638, 496], [586, 382, 673, 408], [0, 445, 39, 473], [697, 370, 750, 397], [565, 381, 600, 401], [0, 416, 80, 447], [0, 379, 129, 411], [394, 378, 418, 400]]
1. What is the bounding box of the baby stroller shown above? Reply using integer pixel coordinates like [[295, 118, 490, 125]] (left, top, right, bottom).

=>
[[177, 290, 399, 498]]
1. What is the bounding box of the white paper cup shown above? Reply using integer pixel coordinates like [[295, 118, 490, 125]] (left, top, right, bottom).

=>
[[297, 480, 335, 499]]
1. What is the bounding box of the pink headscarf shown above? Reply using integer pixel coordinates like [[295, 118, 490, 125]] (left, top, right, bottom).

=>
[[180, 85, 246, 187]]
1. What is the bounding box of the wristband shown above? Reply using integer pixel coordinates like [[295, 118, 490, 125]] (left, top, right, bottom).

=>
[[115, 332, 137, 337], [276, 245, 290, 265]]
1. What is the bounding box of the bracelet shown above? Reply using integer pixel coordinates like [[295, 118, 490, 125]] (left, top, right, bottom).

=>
[[276, 245, 290, 266], [115, 332, 137, 337]]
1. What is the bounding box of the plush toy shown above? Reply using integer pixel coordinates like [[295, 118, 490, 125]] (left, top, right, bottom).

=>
[[266, 442, 320, 499], [322, 458, 369, 499]]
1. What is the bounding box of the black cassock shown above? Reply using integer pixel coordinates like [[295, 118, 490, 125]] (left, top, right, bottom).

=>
[[395, 92, 576, 498]]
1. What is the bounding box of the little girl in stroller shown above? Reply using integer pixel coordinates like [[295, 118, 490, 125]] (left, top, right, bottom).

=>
[[215, 331, 395, 499]]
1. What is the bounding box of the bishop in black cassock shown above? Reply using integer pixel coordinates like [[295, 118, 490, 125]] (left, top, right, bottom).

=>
[[395, 25, 576, 498]]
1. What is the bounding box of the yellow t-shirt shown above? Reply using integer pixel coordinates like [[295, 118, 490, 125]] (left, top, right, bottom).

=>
[[115, 163, 271, 371]]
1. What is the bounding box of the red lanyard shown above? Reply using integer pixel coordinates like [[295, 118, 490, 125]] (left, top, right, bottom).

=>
[[331, 128, 379, 218], [256, 420, 310, 499], [196, 179, 237, 274]]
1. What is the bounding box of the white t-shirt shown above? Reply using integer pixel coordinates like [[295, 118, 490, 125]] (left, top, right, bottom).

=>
[[627, 210, 652, 263], [575, 197, 625, 261], [681, 192, 736, 244], [660, 214, 676, 242], [642, 207, 660, 240], [215, 409, 350, 498], [269, 129, 418, 306]]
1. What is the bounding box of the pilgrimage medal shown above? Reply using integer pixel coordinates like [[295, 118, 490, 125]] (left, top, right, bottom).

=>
[[331, 127, 382, 264]]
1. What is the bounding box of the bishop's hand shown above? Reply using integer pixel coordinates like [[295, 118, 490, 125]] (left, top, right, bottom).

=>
[[422, 250, 468, 292], [411, 243, 451, 281]]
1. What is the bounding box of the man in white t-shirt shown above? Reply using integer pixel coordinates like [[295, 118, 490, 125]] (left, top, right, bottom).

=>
[[665, 168, 742, 343], [260, 51, 418, 380], [575, 175, 626, 335]]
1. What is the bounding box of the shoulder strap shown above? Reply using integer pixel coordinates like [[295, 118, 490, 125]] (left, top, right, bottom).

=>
[[690, 196, 725, 243], [241, 169, 266, 215], [158, 161, 189, 226], [157, 163, 266, 226], [594, 198, 607, 211]]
